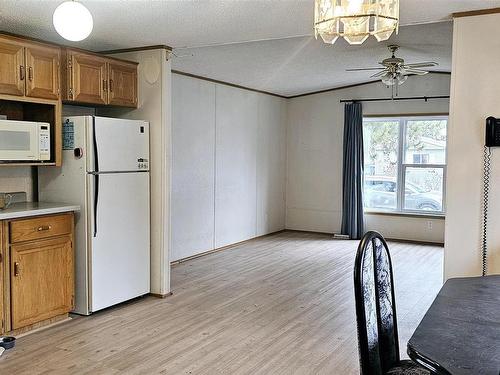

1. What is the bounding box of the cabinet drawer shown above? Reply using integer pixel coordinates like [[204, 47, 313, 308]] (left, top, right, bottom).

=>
[[10, 214, 72, 243]]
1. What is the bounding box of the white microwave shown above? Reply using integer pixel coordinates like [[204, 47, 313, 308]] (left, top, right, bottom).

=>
[[0, 120, 50, 162]]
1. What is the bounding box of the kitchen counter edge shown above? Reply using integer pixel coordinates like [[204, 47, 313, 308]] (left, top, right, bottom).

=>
[[0, 202, 80, 220]]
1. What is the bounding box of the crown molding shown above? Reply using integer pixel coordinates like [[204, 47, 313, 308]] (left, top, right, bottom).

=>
[[453, 7, 500, 18]]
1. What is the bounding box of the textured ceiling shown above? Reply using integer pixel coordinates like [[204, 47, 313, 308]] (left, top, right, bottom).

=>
[[172, 22, 453, 97], [0, 0, 496, 95]]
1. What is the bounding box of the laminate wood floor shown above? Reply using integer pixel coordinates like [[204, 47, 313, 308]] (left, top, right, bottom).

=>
[[0, 231, 443, 375]]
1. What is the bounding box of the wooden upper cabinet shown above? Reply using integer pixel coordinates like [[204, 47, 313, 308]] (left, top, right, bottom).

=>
[[108, 61, 138, 107], [62, 48, 137, 107], [10, 235, 73, 330], [67, 52, 108, 105], [0, 37, 25, 96], [0, 35, 61, 100], [25, 44, 60, 100]]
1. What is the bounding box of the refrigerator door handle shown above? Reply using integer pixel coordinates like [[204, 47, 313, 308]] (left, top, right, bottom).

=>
[[92, 117, 99, 172], [93, 173, 99, 237]]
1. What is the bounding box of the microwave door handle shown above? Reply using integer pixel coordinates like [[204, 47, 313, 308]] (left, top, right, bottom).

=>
[[93, 174, 99, 237]]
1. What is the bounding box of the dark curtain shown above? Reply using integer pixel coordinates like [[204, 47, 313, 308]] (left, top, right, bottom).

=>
[[341, 102, 365, 239]]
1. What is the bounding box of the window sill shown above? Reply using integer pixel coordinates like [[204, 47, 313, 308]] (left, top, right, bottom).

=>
[[364, 211, 445, 220]]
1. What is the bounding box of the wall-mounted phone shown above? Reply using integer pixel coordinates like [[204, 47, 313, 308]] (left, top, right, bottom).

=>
[[485, 116, 500, 147], [481, 117, 500, 276]]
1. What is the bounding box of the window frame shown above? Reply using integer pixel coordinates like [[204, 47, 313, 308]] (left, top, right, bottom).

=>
[[363, 114, 448, 217]]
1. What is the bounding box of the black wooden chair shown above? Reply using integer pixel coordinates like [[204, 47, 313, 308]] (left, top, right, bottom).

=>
[[354, 231, 429, 375]]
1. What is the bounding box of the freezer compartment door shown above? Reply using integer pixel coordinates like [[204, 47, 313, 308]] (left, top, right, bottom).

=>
[[88, 172, 150, 312], [89, 117, 149, 172]]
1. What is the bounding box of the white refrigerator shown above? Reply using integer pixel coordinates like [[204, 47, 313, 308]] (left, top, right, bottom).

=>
[[39, 116, 150, 315]]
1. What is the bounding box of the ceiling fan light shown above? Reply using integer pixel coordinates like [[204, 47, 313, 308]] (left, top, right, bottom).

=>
[[53, 1, 93, 42], [381, 72, 395, 86], [396, 73, 408, 85]]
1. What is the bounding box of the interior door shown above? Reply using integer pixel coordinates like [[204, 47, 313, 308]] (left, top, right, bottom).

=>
[[25, 44, 60, 100], [108, 61, 137, 107], [0, 37, 25, 96], [89, 172, 150, 312], [11, 236, 73, 329], [70, 53, 107, 105]]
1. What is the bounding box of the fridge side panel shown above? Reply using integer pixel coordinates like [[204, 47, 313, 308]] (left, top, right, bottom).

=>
[[38, 118, 91, 314]]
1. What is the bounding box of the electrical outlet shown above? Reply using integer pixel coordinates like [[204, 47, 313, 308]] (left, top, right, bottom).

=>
[[427, 220, 433, 230]]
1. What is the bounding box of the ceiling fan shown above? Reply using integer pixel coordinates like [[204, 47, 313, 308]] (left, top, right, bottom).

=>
[[346, 45, 438, 86]]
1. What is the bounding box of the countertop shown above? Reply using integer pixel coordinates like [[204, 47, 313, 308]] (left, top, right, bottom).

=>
[[0, 202, 80, 220]]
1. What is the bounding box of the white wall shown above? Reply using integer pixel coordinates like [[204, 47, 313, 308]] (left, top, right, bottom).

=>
[[0, 167, 35, 201], [445, 13, 500, 278], [98, 49, 172, 295], [172, 76, 216, 258], [171, 74, 286, 261], [286, 73, 450, 243], [215, 86, 259, 248]]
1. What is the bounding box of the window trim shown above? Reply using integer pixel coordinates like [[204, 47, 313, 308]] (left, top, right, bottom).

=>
[[363, 115, 448, 217]]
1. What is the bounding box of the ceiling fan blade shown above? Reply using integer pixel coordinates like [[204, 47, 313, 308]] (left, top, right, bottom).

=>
[[346, 67, 385, 72], [370, 69, 389, 78], [402, 68, 429, 76], [404, 62, 438, 68]]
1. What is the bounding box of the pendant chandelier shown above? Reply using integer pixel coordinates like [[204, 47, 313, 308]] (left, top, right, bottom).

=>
[[314, 0, 399, 45]]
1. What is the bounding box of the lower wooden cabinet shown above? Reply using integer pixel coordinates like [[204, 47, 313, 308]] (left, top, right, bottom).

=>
[[0, 212, 74, 334], [11, 236, 73, 329]]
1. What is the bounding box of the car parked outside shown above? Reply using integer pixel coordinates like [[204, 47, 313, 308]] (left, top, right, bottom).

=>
[[364, 176, 442, 212]]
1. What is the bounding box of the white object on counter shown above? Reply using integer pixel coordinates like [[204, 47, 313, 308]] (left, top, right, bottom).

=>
[[0, 202, 80, 220]]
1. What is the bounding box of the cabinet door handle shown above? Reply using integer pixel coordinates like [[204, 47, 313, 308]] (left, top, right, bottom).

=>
[[37, 225, 52, 231], [103, 79, 107, 92], [109, 79, 113, 92], [14, 262, 20, 277], [20, 66, 25, 80], [28, 66, 33, 81]]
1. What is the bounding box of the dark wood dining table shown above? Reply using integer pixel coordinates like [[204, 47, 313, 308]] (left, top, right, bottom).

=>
[[407, 275, 500, 375]]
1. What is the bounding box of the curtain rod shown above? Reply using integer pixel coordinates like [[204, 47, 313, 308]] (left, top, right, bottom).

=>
[[339, 95, 450, 103]]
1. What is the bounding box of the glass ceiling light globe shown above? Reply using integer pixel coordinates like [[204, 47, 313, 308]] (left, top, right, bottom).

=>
[[53, 1, 93, 42], [396, 73, 408, 85], [381, 72, 395, 86]]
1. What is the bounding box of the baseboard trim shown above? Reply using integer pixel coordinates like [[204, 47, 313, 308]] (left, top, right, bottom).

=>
[[385, 237, 444, 247], [170, 229, 286, 265], [284, 229, 335, 236], [284, 229, 444, 247], [149, 292, 173, 299]]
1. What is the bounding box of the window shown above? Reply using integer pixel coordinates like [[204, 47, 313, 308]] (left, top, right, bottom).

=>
[[412, 153, 429, 164], [363, 116, 447, 215]]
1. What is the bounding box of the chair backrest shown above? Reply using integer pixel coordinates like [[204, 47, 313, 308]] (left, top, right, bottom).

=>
[[354, 231, 400, 375]]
